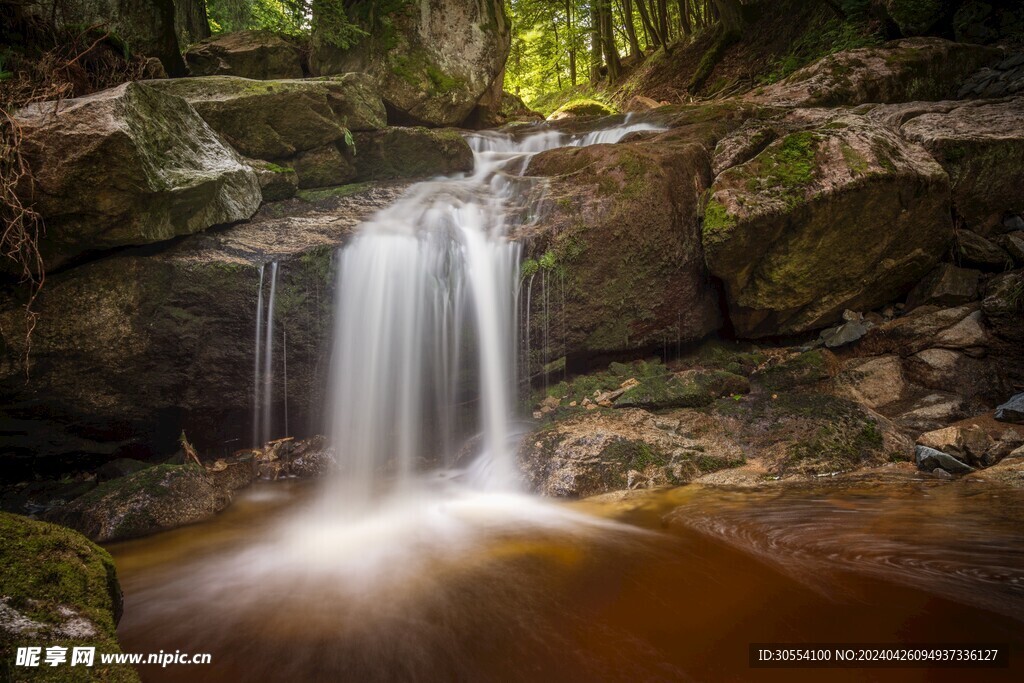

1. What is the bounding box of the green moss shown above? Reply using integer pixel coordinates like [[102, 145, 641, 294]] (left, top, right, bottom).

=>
[[0, 513, 139, 682], [753, 349, 831, 390], [601, 438, 667, 470], [264, 161, 295, 174], [702, 197, 738, 244], [840, 141, 869, 175], [550, 98, 617, 118], [740, 131, 820, 209], [614, 369, 749, 411]]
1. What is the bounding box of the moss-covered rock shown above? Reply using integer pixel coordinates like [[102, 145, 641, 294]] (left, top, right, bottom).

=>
[[896, 98, 1024, 230], [13, 82, 261, 271], [517, 408, 745, 497], [291, 144, 357, 189], [518, 123, 731, 367], [703, 114, 952, 337], [751, 349, 834, 390], [311, 0, 510, 127], [548, 99, 617, 120], [709, 391, 910, 476], [0, 512, 139, 682], [43, 464, 230, 542], [614, 369, 750, 410], [248, 158, 299, 202], [352, 127, 474, 181], [184, 30, 305, 79], [747, 38, 1001, 108]]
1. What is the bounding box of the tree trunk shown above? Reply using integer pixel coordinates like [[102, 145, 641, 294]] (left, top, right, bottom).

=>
[[590, 3, 603, 83], [677, 0, 692, 36], [712, 0, 744, 33], [636, 0, 662, 48], [565, 0, 577, 85], [622, 0, 642, 59]]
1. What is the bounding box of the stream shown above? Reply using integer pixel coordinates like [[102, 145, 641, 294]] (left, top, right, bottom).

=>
[[110, 120, 1023, 681]]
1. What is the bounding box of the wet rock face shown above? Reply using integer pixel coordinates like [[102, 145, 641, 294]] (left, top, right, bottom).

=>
[[13, 82, 262, 271], [43, 464, 231, 542], [147, 74, 387, 189], [0, 184, 408, 466], [746, 38, 1001, 109], [310, 0, 510, 127], [518, 130, 722, 368], [184, 30, 305, 79], [703, 115, 952, 337], [0, 512, 138, 681]]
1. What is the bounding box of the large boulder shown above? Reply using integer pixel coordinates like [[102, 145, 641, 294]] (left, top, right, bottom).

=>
[[20, 0, 186, 75], [44, 464, 230, 542], [898, 98, 1024, 230], [147, 74, 387, 189], [0, 513, 139, 681], [703, 115, 952, 337], [310, 0, 510, 127], [14, 82, 261, 271], [746, 38, 1001, 108], [0, 184, 406, 471], [352, 127, 474, 181], [184, 30, 304, 79], [517, 133, 721, 368]]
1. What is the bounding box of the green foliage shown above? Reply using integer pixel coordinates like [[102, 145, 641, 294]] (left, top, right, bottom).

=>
[[758, 16, 882, 84], [702, 197, 737, 243], [205, 0, 369, 49]]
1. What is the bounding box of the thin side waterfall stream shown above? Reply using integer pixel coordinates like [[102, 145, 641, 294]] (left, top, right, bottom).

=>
[[109, 120, 1024, 682]]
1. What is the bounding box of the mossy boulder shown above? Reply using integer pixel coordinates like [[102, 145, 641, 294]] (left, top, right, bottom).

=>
[[0, 512, 139, 682], [248, 159, 299, 202], [710, 391, 910, 476], [518, 130, 725, 368], [184, 30, 305, 79], [43, 464, 230, 542], [703, 115, 952, 337], [147, 74, 383, 189], [13, 82, 261, 271], [548, 99, 617, 121], [518, 408, 745, 497], [352, 127, 474, 181], [310, 0, 509, 127], [897, 98, 1024, 230], [291, 144, 357, 189], [747, 38, 1001, 108], [614, 369, 749, 410]]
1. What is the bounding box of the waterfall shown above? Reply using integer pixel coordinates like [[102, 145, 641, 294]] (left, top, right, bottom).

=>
[[326, 118, 665, 503], [251, 265, 265, 448], [252, 261, 279, 448]]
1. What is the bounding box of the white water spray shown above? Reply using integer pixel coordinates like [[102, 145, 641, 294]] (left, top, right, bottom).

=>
[[327, 118, 664, 501]]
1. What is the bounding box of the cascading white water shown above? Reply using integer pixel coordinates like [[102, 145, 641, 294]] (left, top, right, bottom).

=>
[[252, 261, 279, 447], [327, 117, 665, 503]]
